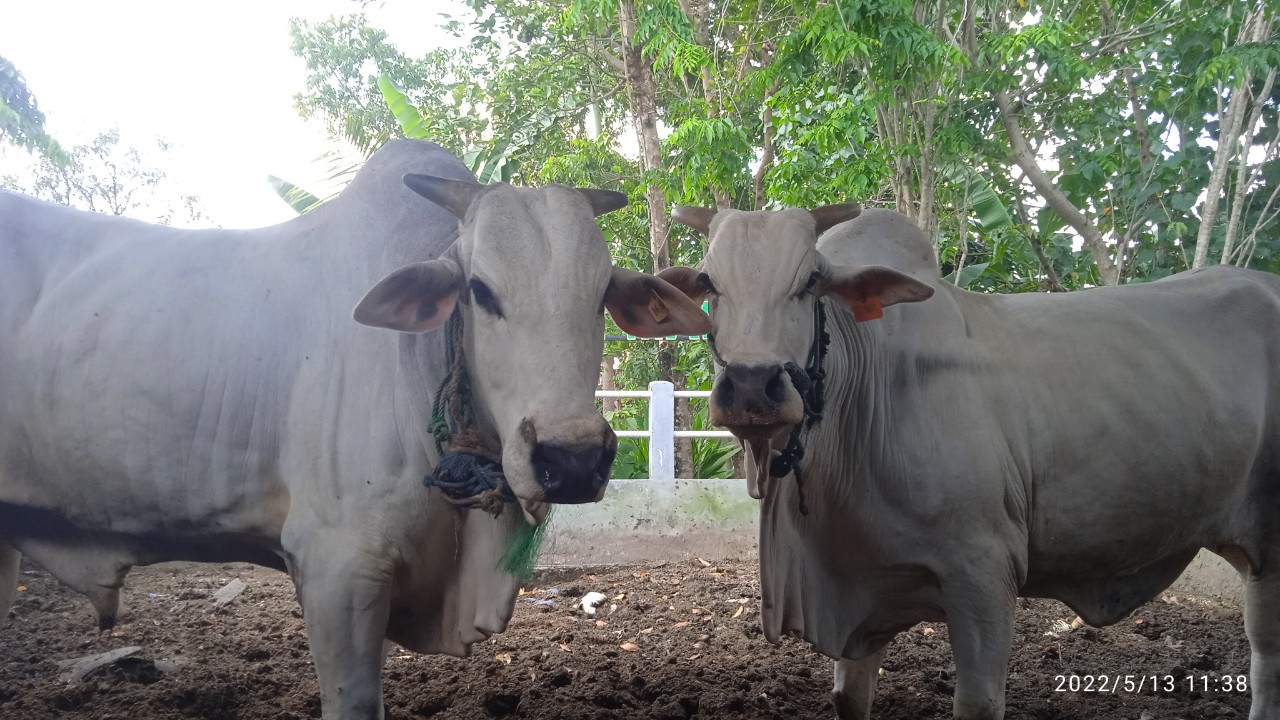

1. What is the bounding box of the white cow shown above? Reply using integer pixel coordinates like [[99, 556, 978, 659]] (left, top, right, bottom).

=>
[[662, 205, 1280, 720], [0, 139, 709, 719]]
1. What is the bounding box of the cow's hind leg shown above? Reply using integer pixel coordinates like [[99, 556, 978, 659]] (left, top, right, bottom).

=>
[[0, 538, 18, 627], [1245, 571, 1280, 719], [287, 540, 392, 720], [833, 647, 887, 720]]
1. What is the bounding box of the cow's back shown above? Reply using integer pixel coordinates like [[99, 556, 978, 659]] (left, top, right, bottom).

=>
[[851, 261, 1280, 577], [1010, 267, 1280, 568], [0, 140, 468, 567]]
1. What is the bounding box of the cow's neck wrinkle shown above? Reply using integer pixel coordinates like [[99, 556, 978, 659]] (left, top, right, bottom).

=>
[[802, 287, 1003, 523], [804, 306, 910, 509]]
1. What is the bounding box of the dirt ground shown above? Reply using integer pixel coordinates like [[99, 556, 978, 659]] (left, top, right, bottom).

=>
[[0, 558, 1254, 719]]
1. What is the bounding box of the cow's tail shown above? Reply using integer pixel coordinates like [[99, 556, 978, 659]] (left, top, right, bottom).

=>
[[0, 538, 18, 628]]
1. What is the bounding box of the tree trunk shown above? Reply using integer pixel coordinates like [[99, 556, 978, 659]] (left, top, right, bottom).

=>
[[680, 0, 732, 212], [620, 0, 670, 275], [599, 355, 620, 415], [993, 90, 1120, 284], [620, 0, 680, 475], [1236, 128, 1280, 266], [1195, 81, 1251, 267], [1221, 66, 1275, 265], [673, 370, 693, 478], [959, 2, 1118, 283], [1012, 194, 1068, 292], [753, 83, 781, 210], [865, 3, 954, 239], [1194, 5, 1271, 268], [1099, 0, 1151, 167]]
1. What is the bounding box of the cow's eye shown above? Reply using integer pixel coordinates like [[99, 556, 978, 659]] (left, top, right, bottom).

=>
[[795, 271, 822, 299], [470, 279, 504, 318], [697, 272, 718, 296]]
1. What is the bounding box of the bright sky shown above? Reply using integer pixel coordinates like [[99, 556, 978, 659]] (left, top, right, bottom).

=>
[[0, 0, 466, 228]]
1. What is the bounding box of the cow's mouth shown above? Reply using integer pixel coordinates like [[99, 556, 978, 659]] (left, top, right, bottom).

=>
[[515, 497, 550, 526], [502, 418, 617, 522], [723, 420, 794, 442], [737, 425, 793, 499]]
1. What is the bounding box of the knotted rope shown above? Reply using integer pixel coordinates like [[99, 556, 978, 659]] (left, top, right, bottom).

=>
[[423, 310, 515, 517], [418, 307, 549, 580], [766, 299, 830, 515]]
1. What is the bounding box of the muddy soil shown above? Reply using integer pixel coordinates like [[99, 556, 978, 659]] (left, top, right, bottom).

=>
[[0, 558, 1253, 719]]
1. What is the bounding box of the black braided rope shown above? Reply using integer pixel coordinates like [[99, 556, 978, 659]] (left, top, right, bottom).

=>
[[424, 452, 516, 502], [767, 300, 830, 515]]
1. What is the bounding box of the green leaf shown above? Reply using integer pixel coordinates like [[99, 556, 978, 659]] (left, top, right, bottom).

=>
[[1038, 207, 1066, 236], [968, 175, 1012, 231], [1171, 192, 1198, 212], [266, 175, 324, 215], [377, 74, 430, 139], [943, 262, 990, 288]]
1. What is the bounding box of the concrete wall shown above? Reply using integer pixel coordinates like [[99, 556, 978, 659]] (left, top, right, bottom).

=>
[[541, 479, 1246, 607], [540, 478, 758, 566]]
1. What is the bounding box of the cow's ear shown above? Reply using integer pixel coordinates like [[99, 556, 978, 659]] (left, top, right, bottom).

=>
[[656, 266, 707, 303], [354, 258, 464, 333], [606, 266, 712, 338], [404, 174, 484, 220], [824, 265, 934, 322], [672, 205, 717, 235], [575, 188, 629, 217], [809, 203, 861, 234]]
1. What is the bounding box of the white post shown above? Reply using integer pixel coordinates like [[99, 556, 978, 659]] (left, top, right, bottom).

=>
[[648, 380, 675, 480]]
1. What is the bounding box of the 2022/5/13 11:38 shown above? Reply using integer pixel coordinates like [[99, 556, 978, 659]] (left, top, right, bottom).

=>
[[1054, 674, 1249, 693]]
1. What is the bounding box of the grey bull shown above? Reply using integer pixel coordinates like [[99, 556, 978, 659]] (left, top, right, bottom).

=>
[[662, 205, 1280, 719], [0, 139, 709, 719]]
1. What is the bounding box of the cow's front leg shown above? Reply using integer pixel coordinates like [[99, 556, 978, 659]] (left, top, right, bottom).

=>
[[1245, 571, 1280, 719], [832, 647, 887, 720], [288, 542, 393, 720], [0, 540, 18, 628], [944, 585, 1014, 720]]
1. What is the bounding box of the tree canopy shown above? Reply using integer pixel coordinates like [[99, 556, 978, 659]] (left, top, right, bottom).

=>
[[290, 0, 1280, 477], [3, 129, 207, 226], [0, 54, 64, 162], [292, 0, 1280, 286]]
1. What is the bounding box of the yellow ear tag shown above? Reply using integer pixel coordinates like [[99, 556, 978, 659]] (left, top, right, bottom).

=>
[[648, 292, 670, 323], [852, 297, 883, 322]]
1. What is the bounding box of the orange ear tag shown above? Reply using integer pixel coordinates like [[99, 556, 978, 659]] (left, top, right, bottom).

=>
[[851, 297, 883, 322]]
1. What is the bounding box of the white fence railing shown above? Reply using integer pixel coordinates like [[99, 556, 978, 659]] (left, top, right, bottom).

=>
[[596, 381, 735, 480]]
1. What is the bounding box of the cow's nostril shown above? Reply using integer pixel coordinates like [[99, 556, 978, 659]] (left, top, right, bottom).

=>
[[598, 440, 618, 478], [714, 373, 735, 410], [531, 443, 561, 493], [765, 368, 787, 404]]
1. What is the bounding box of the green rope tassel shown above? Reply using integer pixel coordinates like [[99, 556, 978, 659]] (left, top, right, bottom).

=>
[[500, 507, 553, 581]]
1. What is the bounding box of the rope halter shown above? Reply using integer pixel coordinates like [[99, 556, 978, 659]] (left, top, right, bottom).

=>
[[422, 309, 516, 517]]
